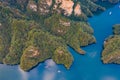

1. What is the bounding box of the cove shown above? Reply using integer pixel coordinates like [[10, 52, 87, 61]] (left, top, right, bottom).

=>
[[0, 3, 120, 80]]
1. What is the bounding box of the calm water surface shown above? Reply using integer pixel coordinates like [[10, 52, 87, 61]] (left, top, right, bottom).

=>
[[0, 3, 120, 80]]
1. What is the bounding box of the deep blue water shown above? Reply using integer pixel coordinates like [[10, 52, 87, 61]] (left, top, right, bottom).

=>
[[0, 3, 120, 80]]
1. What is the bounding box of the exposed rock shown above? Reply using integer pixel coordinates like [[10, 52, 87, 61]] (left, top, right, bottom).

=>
[[74, 3, 82, 16], [55, 0, 62, 4], [57, 20, 70, 34], [27, 46, 40, 58], [59, 20, 71, 26], [53, 4, 57, 10], [38, 0, 53, 15], [46, 0, 53, 6], [0, 23, 2, 26], [27, 0, 37, 12], [59, 0, 74, 16], [0, 23, 2, 29], [54, 0, 74, 16]]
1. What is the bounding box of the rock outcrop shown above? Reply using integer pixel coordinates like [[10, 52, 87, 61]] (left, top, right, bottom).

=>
[[58, 0, 74, 16], [38, 0, 53, 15], [74, 3, 82, 16], [32, 0, 81, 16], [27, 0, 37, 12], [11, 0, 119, 17]]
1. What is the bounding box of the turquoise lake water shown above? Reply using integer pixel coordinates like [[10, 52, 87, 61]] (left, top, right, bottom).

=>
[[0, 3, 120, 80]]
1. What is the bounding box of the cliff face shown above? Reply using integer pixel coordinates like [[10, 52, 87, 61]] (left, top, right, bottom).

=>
[[2, 0, 119, 16], [56, 0, 74, 16], [29, 0, 81, 16], [74, 3, 82, 16], [0, 0, 119, 71]]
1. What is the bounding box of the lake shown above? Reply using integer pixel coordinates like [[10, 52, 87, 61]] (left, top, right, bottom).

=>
[[0, 3, 120, 80]]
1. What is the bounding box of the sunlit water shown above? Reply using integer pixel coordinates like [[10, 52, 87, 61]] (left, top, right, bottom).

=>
[[0, 3, 120, 80]]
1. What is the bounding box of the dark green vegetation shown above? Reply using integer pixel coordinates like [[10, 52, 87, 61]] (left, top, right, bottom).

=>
[[20, 29, 73, 71], [113, 24, 120, 35], [44, 14, 96, 54], [0, 0, 119, 71], [102, 24, 120, 64]]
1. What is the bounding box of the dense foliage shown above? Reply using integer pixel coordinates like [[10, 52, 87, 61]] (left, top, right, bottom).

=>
[[44, 14, 96, 54], [0, 0, 119, 71], [102, 24, 120, 64], [113, 24, 120, 35], [20, 29, 73, 71]]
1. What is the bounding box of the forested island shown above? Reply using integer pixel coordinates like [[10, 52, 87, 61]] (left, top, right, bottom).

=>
[[102, 24, 120, 64], [0, 0, 119, 71]]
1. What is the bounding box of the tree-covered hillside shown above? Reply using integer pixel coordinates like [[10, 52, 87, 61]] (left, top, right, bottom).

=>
[[0, 0, 119, 71], [102, 24, 120, 64]]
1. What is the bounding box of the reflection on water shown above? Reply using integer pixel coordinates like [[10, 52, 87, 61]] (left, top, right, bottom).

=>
[[18, 67, 28, 80], [42, 59, 57, 80]]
